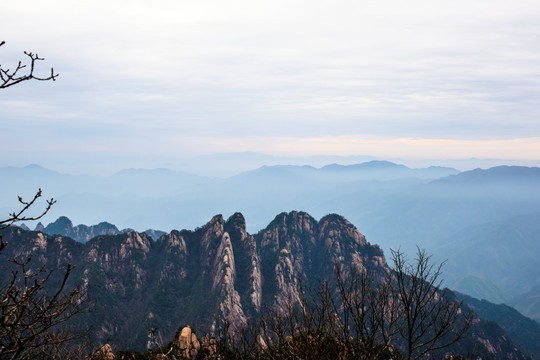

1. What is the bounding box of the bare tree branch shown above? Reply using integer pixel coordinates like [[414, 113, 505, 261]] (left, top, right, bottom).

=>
[[0, 41, 58, 89], [215, 249, 473, 359], [0, 41, 87, 360], [0, 251, 92, 360], [390, 248, 474, 360], [0, 189, 56, 231]]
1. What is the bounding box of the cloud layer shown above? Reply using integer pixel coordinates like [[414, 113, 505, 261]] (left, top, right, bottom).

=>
[[1, 0, 540, 172]]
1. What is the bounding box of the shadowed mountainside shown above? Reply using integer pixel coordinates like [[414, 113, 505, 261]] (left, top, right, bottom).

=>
[[458, 292, 540, 359], [0, 212, 534, 359]]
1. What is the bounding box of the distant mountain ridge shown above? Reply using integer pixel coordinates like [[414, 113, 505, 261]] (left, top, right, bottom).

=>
[[508, 286, 540, 324], [232, 160, 459, 182], [436, 165, 540, 182], [42, 216, 119, 243], [320, 160, 458, 180], [433, 212, 540, 297], [0, 160, 462, 233], [31, 216, 166, 242]]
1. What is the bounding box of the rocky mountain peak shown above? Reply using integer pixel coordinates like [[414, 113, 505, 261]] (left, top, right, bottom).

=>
[[224, 212, 250, 245], [34, 222, 44, 232], [2, 211, 529, 359], [260, 211, 317, 252], [122, 231, 152, 253], [272, 211, 316, 233], [161, 230, 188, 255], [40, 216, 121, 243], [319, 213, 368, 247], [44, 216, 73, 234], [226, 212, 246, 229], [199, 215, 225, 252], [208, 214, 225, 227]]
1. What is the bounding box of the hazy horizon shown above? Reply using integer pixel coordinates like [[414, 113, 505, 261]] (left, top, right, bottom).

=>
[[2, 0, 540, 174], [3, 152, 540, 178]]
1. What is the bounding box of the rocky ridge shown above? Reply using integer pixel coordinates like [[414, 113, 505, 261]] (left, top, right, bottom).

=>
[[0, 212, 532, 359], [29, 216, 166, 243], [42, 216, 120, 243]]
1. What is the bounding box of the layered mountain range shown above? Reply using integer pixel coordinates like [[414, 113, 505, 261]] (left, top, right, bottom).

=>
[[3, 162, 539, 325], [1, 212, 537, 359]]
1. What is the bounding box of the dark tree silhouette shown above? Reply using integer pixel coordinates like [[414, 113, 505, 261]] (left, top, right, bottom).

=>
[[330, 265, 400, 360], [0, 189, 55, 234], [1, 50, 90, 359], [390, 248, 473, 360], [214, 249, 473, 360], [0, 41, 58, 89], [0, 191, 90, 360]]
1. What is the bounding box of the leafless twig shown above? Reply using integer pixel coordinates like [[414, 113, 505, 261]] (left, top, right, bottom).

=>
[[0, 189, 56, 231], [0, 41, 58, 89]]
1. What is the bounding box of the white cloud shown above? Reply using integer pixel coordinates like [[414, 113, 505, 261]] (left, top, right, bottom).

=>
[[1, 0, 540, 169]]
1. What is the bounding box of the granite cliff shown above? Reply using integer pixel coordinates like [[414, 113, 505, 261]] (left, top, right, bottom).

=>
[[0, 212, 532, 359]]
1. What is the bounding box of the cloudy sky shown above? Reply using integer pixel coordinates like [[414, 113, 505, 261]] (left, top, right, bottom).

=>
[[1, 0, 540, 174]]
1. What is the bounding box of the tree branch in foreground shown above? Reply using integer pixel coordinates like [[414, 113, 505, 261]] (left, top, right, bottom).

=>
[[0, 41, 58, 89]]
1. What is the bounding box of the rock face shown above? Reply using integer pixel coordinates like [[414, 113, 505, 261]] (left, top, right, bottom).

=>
[[87, 344, 115, 360], [175, 326, 200, 359], [0, 212, 532, 359], [2, 212, 383, 350], [257, 212, 387, 309]]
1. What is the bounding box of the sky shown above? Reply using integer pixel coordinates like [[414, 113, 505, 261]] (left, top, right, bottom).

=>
[[1, 0, 540, 175]]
